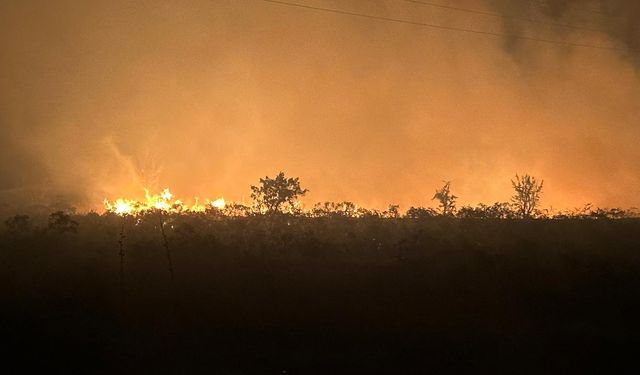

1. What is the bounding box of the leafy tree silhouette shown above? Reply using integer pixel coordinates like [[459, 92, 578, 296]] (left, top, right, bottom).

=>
[[5, 215, 32, 234], [47, 211, 79, 233], [432, 181, 457, 216], [250, 172, 308, 215], [511, 174, 544, 218], [385, 204, 400, 218]]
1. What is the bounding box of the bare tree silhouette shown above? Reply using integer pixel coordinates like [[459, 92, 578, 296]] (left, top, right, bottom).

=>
[[511, 174, 544, 218]]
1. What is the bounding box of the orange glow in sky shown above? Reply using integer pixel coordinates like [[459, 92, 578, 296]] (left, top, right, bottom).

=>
[[0, 1, 639, 213]]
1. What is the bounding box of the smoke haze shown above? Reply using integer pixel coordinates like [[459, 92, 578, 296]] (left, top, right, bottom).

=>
[[1, 0, 639, 213]]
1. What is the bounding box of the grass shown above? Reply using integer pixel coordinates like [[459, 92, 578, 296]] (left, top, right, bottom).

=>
[[1, 214, 640, 373]]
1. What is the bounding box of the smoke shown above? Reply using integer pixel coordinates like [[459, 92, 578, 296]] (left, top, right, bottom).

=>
[[487, 0, 640, 60], [0, 0, 639, 214]]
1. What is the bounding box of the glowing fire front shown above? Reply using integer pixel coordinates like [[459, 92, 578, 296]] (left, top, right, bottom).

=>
[[104, 188, 225, 216]]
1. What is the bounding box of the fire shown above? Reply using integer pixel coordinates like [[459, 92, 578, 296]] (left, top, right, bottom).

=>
[[210, 197, 226, 210], [103, 198, 136, 215], [145, 188, 174, 211], [104, 188, 225, 216], [189, 197, 206, 213]]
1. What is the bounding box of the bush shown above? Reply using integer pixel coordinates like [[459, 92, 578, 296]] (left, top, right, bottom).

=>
[[5, 215, 32, 234], [48, 211, 79, 234]]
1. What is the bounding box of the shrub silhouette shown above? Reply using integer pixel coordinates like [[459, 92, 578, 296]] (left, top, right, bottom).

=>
[[457, 202, 517, 219], [5, 214, 32, 234], [312, 201, 358, 217], [588, 207, 631, 220], [404, 207, 437, 219]]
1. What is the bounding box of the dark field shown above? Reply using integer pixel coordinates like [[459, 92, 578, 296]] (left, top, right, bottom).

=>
[[2, 215, 640, 373]]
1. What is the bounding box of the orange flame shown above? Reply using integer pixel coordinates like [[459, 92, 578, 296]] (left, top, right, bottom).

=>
[[104, 188, 225, 216]]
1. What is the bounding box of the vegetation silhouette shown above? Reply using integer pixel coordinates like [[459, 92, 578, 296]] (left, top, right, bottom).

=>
[[457, 202, 517, 219], [117, 217, 127, 301], [511, 173, 544, 218], [47, 210, 78, 233], [432, 181, 458, 216], [250, 172, 308, 215], [157, 209, 174, 282], [5, 214, 32, 235], [405, 206, 438, 219], [2, 171, 640, 372]]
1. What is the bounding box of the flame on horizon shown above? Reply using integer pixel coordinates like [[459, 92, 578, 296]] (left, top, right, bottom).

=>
[[104, 188, 225, 216]]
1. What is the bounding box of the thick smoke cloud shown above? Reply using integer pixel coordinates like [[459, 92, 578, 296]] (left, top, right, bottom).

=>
[[488, 0, 640, 60], [0, 0, 639, 214]]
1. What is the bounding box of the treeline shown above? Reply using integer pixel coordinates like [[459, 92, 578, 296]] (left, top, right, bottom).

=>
[[2, 172, 638, 235], [168, 171, 637, 220]]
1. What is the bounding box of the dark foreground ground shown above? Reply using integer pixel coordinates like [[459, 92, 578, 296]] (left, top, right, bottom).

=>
[[2, 215, 640, 373]]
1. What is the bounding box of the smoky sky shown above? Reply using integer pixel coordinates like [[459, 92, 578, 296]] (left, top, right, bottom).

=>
[[1, 0, 639, 212]]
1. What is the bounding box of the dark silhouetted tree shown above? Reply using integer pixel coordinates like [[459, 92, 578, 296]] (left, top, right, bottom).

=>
[[251, 172, 308, 215], [432, 181, 457, 216], [385, 205, 400, 218], [48, 211, 78, 233], [511, 174, 543, 218], [5, 215, 32, 234]]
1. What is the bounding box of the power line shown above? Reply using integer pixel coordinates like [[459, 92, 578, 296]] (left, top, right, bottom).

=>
[[404, 0, 606, 34], [260, 0, 637, 54]]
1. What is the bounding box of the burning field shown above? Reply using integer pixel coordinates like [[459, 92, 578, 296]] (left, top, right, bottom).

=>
[[3, 0, 640, 372], [103, 188, 226, 216]]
